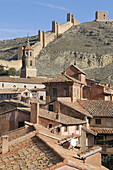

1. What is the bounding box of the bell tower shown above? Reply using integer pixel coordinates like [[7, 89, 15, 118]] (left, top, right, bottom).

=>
[[20, 39, 37, 78]]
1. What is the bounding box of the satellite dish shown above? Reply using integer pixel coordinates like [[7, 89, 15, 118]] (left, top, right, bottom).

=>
[[71, 138, 76, 147]]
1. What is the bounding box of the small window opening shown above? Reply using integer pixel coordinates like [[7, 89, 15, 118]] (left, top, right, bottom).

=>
[[40, 96, 43, 100], [25, 92, 28, 96], [76, 125, 79, 130], [30, 60, 32, 66], [18, 121, 24, 128], [48, 105, 53, 111], [52, 88, 57, 97], [56, 127, 60, 133], [64, 126, 67, 132], [95, 119, 101, 124], [2, 83, 4, 88], [26, 52, 28, 56], [49, 124, 52, 129]]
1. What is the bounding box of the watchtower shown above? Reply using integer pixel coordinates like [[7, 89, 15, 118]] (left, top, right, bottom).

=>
[[20, 40, 37, 78], [96, 11, 108, 21]]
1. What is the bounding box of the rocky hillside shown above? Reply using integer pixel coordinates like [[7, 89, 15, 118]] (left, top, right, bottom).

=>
[[1, 21, 113, 83], [36, 21, 113, 83]]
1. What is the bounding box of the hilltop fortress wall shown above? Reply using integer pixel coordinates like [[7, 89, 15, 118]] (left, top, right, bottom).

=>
[[96, 11, 113, 22], [0, 13, 80, 70], [19, 13, 80, 58]]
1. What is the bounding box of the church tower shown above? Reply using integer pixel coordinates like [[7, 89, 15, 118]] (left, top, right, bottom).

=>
[[20, 40, 37, 78]]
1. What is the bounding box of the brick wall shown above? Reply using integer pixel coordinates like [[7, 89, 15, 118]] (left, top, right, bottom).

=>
[[0, 110, 30, 135]]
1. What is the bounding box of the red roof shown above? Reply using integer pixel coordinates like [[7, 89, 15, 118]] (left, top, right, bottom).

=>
[[91, 127, 113, 134], [25, 43, 33, 50], [78, 100, 113, 117]]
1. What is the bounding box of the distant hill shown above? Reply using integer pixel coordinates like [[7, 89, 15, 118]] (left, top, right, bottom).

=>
[[0, 35, 38, 60], [1, 21, 113, 84]]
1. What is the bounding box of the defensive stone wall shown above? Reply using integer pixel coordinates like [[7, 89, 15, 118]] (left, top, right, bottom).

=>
[[18, 13, 80, 59], [0, 59, 22, 70]]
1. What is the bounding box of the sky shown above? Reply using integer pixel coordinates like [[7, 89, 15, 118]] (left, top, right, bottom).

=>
[[0, 0, 113, 40]]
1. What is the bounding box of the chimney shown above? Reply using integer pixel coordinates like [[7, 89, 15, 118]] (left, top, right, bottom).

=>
[[2, 136, 9, 154], [30, 102, 39, 124]]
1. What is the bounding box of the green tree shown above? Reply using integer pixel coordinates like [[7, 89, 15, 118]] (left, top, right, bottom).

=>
[[8, 67, 16, 76]]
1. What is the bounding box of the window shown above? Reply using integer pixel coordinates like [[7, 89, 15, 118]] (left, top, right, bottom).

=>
[[64, 126, 68, 132], [30, 52, 32, 56], [26, 52, 28, 56], [76, 125, 79, 130], [56, 127, 60, 133], [18, 121, 24, 128], [103, 14, 106, 19], [40, 96, 43, 100], [49, 124, 52, 128], [24, 85, 26, 88], [95, 119, 101, 124], [48, 105, 53, 111], [13, 85, 16, 88], [77, 89, 79, 98], [25, 92, 28, 96], [64, 88, 69, 97], [2, 83, 4, 88], [52, 88, 57, 97], [34, 86, 37, 88], [30, 60, 32, 66]]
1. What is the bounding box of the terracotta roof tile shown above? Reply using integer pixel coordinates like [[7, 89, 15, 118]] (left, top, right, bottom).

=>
[[91, 127, 113, 134], [71, 64, 86, 75], [39, 108, 86, 125], [44, 74, 83, 84], [25, 43, 33, 50], [57, 98, 92, 118], [82, 127, 97, 136], [0, 136, 63, 169], [78, 100, 113, 117], [0, 76, 51, 84]]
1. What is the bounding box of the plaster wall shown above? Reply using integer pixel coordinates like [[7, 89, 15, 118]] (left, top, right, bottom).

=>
[[90, 117, 113, 128]]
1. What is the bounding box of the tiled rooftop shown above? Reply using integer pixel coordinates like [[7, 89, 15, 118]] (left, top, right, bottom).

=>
[[78, 100, 113, 117], [0, 136, 63, 169], [25, 43, 33, 50], [91, 127, 113, 134], [57, 98, 92, 118], [0, 76, 50, 84], [39, 108, 86, 125], [65, 64, 86, 75], [44, 74, 83, 84]]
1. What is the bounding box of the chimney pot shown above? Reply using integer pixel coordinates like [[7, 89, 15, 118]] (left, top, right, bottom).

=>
[[30, 102, 39, 124], [2, 135, 9, 154]]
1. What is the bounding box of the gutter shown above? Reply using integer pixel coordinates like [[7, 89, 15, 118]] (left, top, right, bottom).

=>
[[78, 147, 102, 159]]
